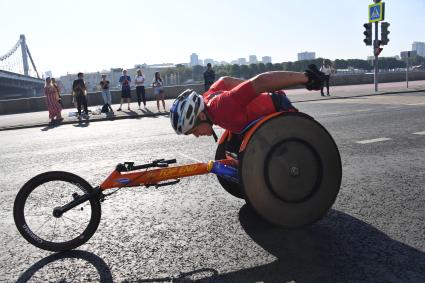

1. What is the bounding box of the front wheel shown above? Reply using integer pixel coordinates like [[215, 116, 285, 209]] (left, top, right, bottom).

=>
[[13, 171, 102, 252]]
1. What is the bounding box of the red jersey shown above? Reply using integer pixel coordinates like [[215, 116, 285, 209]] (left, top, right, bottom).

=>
[[203, 80, 277, 133]]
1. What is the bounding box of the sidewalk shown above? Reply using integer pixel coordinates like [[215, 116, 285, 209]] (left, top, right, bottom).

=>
[[0, 80, 424, 131]]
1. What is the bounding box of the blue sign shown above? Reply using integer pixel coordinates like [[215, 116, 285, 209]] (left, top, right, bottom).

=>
[[369, 2, 385, 23]]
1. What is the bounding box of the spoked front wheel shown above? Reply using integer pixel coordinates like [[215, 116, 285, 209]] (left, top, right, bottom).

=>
[[13, 171, 102, 252]]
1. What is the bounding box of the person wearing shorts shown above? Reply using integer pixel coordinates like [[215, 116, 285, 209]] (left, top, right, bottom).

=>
[[152, 71, 165, 112], [117, 69, 131, 111]]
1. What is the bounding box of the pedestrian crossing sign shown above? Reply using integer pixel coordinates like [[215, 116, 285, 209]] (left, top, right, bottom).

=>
[[369, 2, 385, 23]]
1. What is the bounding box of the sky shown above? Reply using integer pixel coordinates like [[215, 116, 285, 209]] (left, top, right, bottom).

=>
[[0, 0, 424, 77]]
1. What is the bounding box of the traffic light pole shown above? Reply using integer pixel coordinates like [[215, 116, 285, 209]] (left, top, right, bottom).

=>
[[373, 21, 379, 92]]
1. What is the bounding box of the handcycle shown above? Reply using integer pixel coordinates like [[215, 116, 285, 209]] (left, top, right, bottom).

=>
[[13, 111, 342, 252]]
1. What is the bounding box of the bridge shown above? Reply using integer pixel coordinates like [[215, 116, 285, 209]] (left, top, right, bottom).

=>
[[0, 35, 44, 99]]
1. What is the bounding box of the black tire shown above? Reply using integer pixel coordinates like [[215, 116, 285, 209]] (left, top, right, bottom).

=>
[[241, 113, 342, 228], [215, 142, 245, 199], [13, 171, 102, 252]]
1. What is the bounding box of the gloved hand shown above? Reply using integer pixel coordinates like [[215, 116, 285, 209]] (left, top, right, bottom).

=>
[[305, 64, 325, 91]]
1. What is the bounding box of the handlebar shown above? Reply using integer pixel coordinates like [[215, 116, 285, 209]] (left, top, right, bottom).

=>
[[117, 159, 177, 172]]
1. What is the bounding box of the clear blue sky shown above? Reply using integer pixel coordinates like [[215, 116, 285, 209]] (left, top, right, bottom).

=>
[[0, 0, 423, 77]]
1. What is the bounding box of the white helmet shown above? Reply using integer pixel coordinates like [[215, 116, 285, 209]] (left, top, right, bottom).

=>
[[170, 89, 205, 135]]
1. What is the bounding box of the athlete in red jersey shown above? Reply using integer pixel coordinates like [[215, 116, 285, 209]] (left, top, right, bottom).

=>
[[170, 64, 324, 138]]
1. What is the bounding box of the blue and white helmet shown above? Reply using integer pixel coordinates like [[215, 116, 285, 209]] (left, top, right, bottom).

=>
[[170, 89, 205, 135]]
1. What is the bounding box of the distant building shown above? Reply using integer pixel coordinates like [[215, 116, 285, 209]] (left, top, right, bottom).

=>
[[262, 56, 272, 64], [237, 58, 247, 65], [58, 63, 181, 94], [412, 42, 425, 57], [190, 53, 199, 66], [400, 50, 417, 59], [249, 55, 258, 64], [298, 51, 316, 61]]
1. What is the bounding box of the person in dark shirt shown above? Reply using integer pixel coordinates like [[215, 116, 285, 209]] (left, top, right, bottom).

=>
[[117, 69, 132, 111], [72, 72, 88, 117], [203, 63, 215, 91]]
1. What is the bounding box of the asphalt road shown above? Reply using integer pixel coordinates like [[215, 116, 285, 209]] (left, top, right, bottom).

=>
[[0, 91, 424, 282]]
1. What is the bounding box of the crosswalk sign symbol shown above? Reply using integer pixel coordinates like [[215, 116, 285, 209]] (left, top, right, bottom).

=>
[[369, 2, 385, 23], [371, 7, 380, 19]]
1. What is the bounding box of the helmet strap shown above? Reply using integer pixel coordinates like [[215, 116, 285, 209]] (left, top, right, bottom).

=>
[[196, 115, 218, 142]]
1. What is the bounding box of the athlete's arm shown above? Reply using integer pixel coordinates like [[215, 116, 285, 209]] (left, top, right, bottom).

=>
[[249, 71, 308, 94], [209, 76, 246, 92]]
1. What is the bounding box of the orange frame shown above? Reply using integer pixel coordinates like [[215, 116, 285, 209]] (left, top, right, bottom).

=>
[[100, 159, 237, 190], [100, 112, 290, 191]]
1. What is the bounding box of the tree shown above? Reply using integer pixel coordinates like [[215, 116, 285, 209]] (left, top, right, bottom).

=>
[[265, 63, 273, 71], [192, 65, 204, 82], [249, 64, 259, 76], [240, 65, 251, 79], [230, 64, 241, 78], [258, 63, 266, 73], [272, 63, 283, 71]]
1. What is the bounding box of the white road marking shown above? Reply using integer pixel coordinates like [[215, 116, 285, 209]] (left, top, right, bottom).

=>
[[356, 137, 392, 144], [406, 103, 425, 106], [177, 152, 202, 163], [325, 112, 343, 116], [355, 108, 374, 112], [413, 131, 425, 135]]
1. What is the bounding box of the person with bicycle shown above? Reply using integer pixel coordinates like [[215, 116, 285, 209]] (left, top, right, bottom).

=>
[[170, 64, 324, 141]]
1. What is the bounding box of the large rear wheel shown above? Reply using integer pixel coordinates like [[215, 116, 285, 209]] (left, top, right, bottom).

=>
[[241, 113, 342, 228], [13, 171, 102, 252]]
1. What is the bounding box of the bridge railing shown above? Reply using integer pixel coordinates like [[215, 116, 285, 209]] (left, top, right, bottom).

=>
[[1, 71, 425, 115]]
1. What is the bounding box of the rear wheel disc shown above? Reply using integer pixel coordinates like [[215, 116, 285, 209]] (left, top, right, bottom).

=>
[[241, 113, 342, 228]]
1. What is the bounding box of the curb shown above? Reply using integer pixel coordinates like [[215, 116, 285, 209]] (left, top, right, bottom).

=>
[[0, 112, 170, 132], [291, 88, 425, 103], [1, 88, 424, 132]]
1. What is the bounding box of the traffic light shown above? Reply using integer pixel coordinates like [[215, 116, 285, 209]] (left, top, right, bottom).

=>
[[381, 22, 390, 45], [363, 23, 372, 46]]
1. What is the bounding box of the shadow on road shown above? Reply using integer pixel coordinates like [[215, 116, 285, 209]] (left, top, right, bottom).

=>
[[15, 208, 425, 282], [16, 250, 113, 283], [228, 206, 425, 282], [73, 118, 90, 128], [123, 268, 219, 283], [126, 207, 425, 282]]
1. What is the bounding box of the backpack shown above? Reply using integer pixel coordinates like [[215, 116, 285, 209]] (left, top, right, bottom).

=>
[[101, 104, 110, 113]]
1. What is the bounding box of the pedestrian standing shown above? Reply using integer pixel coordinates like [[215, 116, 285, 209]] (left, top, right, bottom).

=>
[[117, 69, 132, 111], [203, 63, 215, 91], [72, 72, 89, 117], [44, 77, 63, 124], [320, 61, 332, 96], [152, 71, 165, 112], [100, 74, 113, 112], [135, 69, 146, 110], [51, 78, 63, 107]]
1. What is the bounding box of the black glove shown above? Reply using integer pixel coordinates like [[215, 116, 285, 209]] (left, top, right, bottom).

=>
[[305, 64, 325, 91]]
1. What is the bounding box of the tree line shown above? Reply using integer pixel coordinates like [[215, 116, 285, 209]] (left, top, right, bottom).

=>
[[160, 56, 424, 84]]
